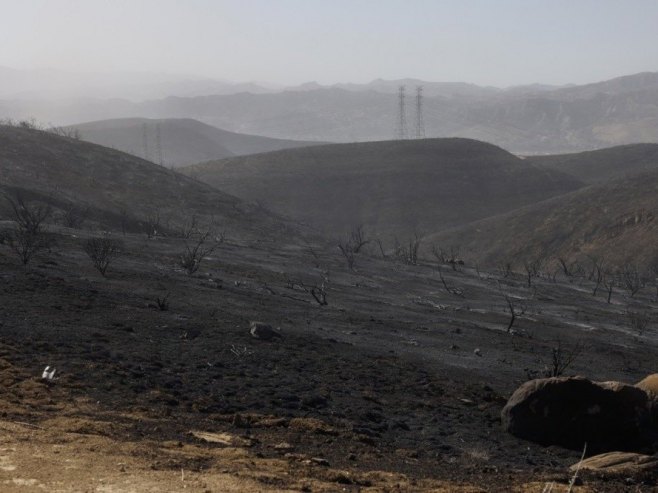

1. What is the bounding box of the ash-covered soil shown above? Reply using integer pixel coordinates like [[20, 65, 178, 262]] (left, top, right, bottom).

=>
[[1, 227, 657, 491]]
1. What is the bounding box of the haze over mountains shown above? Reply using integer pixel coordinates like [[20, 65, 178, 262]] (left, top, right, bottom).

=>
[[2, 70, 658, 154], [0, 66, 557, 101], [0, 67, 279, 100]]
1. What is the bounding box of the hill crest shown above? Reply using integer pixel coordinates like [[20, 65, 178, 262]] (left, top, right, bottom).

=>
[[184, 138, 582, 239], [0, 124, 298, 242]]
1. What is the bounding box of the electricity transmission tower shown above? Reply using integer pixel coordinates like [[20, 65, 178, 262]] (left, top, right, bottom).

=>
[[415, 86, 425, 139], [396, 85, 408, 140], [155, 122, 164, 166], [142, 123, 150, 161]]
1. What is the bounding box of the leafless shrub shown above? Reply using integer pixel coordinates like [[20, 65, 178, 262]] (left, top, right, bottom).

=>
[[309, 282, 328, 306], [3, 228, 51, 265], [302, 238, 321, 264], [1, 118, 81, 140], [619, 262, 641, 297], [48, 126, 80, 139], [337, 225, 371, 270], [17, 118, 40, 130], [393, 233, 421, 265], [337, 240, 356, 270], [144, 210, 161, 238], [280, 273, 321, 304], [155, 292, 170, 311], [431, 244, 463, 271], [602, 270, 615, 304], [178, 214, 199, 239], [119, 209, 129, 236], [556, 257, 575, 277], [2, 194, 52, 265], [547, 267, 559, 283], [5, 194, 51, 232], [627, 309, 650, 336], [571, 260, 586, 278], [61, 205, 88, 229], [179, 230, 224, 275], [587, 255, 606, 296], [348, 225, 370, 253], [295, 272, 329, 306], [646, 253, 658, 301], [438, 267, 464, 297], [84, 236, 122, 276], [523, 256, 544, 287], [545, 339, 583, 377], [375, 238, 388, 260], [504, 295, 526, 333]]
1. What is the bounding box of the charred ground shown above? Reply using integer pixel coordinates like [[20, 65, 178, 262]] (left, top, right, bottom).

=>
[[1, 127, 657, 491]]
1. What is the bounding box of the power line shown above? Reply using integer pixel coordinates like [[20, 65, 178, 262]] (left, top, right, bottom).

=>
[[415, 85, 425, 139], [396, 85, 408, 140]]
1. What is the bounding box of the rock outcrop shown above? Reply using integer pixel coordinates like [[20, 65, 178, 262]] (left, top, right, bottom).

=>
[[637, 374, 658, 395], [249, 321, 282, 341], [502, 376, 658, 453]]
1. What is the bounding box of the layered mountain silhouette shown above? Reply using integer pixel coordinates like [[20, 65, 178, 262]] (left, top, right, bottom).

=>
[[3, 71, 658, 153]]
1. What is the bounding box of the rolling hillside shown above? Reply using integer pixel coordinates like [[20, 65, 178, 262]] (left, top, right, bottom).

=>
[[425, 169, 658, 268], [527, 143, 658, 184], [3, 128, 657, 493], [65, 118, 323, 168], [183, 138, 582, 239], [0, 124, 296, 241]]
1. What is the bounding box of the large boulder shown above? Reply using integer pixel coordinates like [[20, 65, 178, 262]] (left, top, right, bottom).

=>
[[502, 376, 658, 453]]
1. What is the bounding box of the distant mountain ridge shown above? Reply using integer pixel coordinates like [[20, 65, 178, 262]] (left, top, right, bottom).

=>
[[0, 67, 277, 100], [2, 71, 658, 153]]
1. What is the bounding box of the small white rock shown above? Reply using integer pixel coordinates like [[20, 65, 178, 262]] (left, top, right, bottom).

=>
[[41, 366, 56, 380]]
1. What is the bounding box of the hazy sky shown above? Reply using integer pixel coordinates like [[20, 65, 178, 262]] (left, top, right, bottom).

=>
[[2, 0, 657, 86]]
